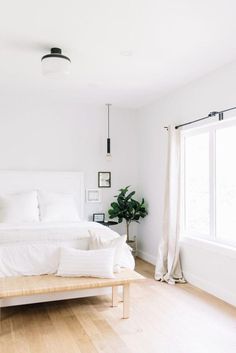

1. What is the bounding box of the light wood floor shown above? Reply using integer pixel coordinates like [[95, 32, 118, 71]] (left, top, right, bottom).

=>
[[0, 258, 236, 353]]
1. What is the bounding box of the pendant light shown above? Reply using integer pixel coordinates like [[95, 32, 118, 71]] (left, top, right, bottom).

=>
[[106, 104, 112, 159], [41, 48, 71, 78]]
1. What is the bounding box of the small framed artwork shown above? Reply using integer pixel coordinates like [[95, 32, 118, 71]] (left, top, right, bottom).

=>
[[98, 171, 111, 188], [86, 189, 101, 203], [93, 213, 105, 222]]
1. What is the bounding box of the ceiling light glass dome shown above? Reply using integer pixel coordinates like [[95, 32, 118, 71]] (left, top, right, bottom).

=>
[[41, 48, 71, 78]]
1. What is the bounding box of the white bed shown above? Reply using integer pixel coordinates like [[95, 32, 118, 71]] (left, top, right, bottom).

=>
[[0, 171, 134, 307]]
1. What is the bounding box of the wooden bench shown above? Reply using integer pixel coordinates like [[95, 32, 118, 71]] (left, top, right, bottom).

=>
[[0, 269, 145, 320]]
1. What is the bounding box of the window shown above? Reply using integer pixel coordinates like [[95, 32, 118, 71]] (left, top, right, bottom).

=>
[[182, 119, 236, 247], [184, 132, 210, 237], [216, 126, 236, 244]]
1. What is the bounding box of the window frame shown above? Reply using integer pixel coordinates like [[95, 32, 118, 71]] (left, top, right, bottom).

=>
[[180, 117, 236, 248]]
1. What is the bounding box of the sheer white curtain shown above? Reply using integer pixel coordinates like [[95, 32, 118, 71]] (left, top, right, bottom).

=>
[[155, 125, 185, 284]]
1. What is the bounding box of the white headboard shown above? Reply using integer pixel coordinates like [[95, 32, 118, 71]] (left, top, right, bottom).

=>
[[0, 171, 85, 219]]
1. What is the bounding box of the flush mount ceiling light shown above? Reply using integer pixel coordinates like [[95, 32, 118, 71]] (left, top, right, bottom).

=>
[[41, 48, 71, 78]]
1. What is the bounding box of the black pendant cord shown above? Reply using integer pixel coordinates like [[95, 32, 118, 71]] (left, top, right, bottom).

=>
[[164, 106, 236, 130], [107, 104, 110, 138]]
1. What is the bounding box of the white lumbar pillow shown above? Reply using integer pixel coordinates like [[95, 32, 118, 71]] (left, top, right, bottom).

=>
[[88, 231, 127, 272], [57, 247, 115, 278], [0, 191, 39, 223], [38, 191, 80, 222]]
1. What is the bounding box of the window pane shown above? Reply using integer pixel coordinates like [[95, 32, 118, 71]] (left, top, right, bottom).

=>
[[185, 133, 210, 237], [216, 126, 236, 245]]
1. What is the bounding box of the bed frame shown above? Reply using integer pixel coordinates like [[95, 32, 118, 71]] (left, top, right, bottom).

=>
[[0, 170, 110, 307]]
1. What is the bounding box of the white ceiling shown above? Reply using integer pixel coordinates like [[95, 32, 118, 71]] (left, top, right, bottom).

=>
[[1, 0, 236, 108]]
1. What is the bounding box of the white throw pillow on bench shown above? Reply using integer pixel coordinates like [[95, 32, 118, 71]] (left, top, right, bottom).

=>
[[57, 247, 115, 278]]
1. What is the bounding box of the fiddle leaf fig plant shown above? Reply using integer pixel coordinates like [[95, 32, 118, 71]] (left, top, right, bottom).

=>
[[108, 186, 148, 242]]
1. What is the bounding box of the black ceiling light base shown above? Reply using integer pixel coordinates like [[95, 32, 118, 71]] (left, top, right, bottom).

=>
[[51, 48, 62, 54], [41, 48, 71, 62]]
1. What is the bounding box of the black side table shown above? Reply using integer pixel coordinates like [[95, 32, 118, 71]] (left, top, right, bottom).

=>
[[97, 221, 118, 228]]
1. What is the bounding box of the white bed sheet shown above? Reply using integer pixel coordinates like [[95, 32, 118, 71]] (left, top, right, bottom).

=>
[[0, 222, 134, 277]]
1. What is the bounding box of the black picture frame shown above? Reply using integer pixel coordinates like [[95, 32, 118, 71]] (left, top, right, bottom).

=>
[[98, 171, 111, 188], [93, 213, 105, 222]]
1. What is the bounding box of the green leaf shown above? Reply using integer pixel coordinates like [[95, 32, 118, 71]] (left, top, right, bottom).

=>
[[125, 191, 135, 201], [110, 202, 119, 209]]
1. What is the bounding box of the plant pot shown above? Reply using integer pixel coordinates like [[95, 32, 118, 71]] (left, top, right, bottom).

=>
[[127, 237, 137, 258]]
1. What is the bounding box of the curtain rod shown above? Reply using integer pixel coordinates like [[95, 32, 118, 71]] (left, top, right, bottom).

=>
[[164, 106, 236, 130]]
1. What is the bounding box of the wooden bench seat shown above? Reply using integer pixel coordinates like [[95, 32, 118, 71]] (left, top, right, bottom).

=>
[[0, 269, 145, 319]]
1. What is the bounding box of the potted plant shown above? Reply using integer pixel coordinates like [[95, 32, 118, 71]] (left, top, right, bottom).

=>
[[108, 186, 148, 254]]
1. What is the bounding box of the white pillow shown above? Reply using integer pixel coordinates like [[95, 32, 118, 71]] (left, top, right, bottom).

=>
[[88, 231, 127, 272], [57, 247, 115, 278], [0, 191, 39, 223], [38, 191, 80, 222]]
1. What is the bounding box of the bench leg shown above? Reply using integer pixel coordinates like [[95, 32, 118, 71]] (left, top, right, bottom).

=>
[[112, 286, 118, 307], [0, 304, 1, 322], [123, 284, 130, 319]]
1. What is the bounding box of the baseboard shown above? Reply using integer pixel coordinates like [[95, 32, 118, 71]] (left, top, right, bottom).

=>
[[137, 249, 156, 265], [184, 271, 236, 307]]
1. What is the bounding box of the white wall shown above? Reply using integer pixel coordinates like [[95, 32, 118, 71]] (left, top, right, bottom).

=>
[[136, 60, 236, 306], [0, 94, 138, 233], [180, 238, 236, 307]]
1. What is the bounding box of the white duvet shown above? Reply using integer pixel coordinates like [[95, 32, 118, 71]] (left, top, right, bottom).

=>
[[0, 222, 135, 277]]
